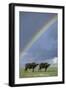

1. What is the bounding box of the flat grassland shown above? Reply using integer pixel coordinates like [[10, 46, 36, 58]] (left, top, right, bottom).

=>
[[19, 67, 58, 78]]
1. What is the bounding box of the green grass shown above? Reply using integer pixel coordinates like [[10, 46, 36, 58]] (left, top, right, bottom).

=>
[[19, 67, 58, 78]]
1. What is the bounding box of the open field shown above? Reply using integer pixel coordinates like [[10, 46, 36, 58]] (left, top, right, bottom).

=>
[[19, 67, 58, 78]]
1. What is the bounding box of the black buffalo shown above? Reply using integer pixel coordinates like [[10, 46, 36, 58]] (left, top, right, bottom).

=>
[[25, 62, 38, 72], [39, 63, 50, 72]]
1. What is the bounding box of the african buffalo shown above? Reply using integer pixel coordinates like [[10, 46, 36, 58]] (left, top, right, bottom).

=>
[[25, 62, 38, 72], [39, 63, 50, 72]]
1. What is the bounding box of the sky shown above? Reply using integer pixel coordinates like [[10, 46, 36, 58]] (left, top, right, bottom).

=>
[[19, 12, 58, 67]]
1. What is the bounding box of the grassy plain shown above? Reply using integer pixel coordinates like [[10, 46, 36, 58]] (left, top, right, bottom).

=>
[[19, 66, 58, 78]]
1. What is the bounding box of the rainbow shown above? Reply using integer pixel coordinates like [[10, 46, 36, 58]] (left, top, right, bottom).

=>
[[20, 16, 57, 59]]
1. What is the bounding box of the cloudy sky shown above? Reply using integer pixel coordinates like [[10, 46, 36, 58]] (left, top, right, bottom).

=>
[[19, 12, 58, 67]]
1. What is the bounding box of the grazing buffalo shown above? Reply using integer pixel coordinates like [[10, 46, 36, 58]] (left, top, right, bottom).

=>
[[25, 62, 38, 72], [39, 63, 50, 72]]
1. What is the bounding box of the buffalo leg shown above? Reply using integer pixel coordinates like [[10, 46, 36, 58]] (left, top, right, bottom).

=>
[[38, 67, 41, 71], [32, 68, 34, 72], [45, 68, 47, 72], [25, 67, 27, 71]]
